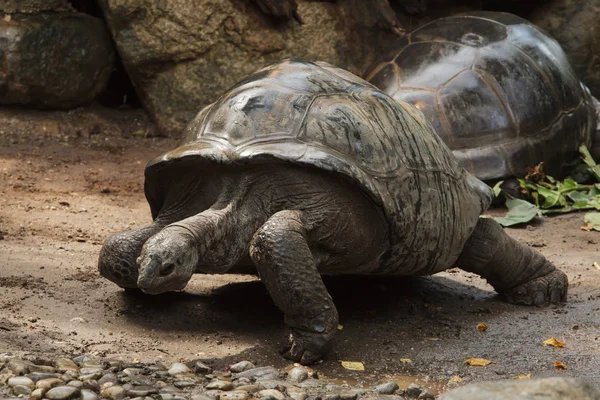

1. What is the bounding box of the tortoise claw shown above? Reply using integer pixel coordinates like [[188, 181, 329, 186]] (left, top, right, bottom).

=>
[[503, 270, 568, 306], [280, 329, 331, 365]]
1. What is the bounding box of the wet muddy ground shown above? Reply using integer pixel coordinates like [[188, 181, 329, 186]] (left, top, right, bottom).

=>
[[1, 106, 599, 396]]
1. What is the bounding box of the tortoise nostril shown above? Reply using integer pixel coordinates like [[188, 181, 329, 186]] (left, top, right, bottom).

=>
[[160, 263, 175, 277]]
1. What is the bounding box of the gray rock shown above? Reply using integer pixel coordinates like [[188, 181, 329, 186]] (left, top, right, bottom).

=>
[[28, 364, 57, 373], [101, 384, 127, 400], [404, 384, 424, 398], [45, 385, 81, 400], [439, 378, 600, 400], [30, 388, 45, 399], [258, 389, 286, 400], [234, 384, 264, 393], [12, 385, 32, 396], [81, 389, 100, 400], [373, 382, 399, 395], [29, 372, 60, 382], [96, 0, 398, 136], [220, 389, 250, 400], [203, 389, 224, 399], [288, 367, 309, 383], [126, 385, 158, 397], [0, 12, 115, 110], [7, 359, 30, 375], [234, 366, 281, 382], [55, 359, 79, 373], [168, 363, 191, 376], [98, 373, 117, 386], [36, 377, 65, 390], [8, 376, 34, 389], [192, 395, 216, 400], [80, 367, 103, 376], [206, 380, 234, 390], [230, 361, 256, 373], [158, 394, 188, 400], [68, 380, 83, 388], [191, 360, 213, 374], [530, 0, 600, 98], [287, 386, 309, 400], [79, 372, 103, 381], [174, 377, 198, 388]]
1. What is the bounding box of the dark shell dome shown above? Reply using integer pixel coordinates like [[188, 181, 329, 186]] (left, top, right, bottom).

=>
[[145, 59, 491, 275], [364, 11, 597, 181]]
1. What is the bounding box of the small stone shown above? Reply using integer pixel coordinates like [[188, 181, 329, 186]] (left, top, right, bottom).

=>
[[158, 395, 188, 400], [36, 378, 65, 390], [12, 385, 32, 396], [373, 382, 399, 395], [126, 385, 158, 397], [7, 359, 30, 375], [72, 355, 94, 366], [221, 390, 250, 400], [102, 384, 127, 400], [207, 380, 234, 390], [80, 367, 103, 375], [203, 389, 224, 399], [80, 372, 103, 381], [45, 385, 81, 400], [234, 367, 281, 381], [28, 372, 60, 382], [174, 377, 198, 388], [68, 380, 83, 388], [81, 389, 100, 400], [288, 367, 309, 383], [98, 373, 117, 386], [29, 364, 57, 373], [405, 384, 423, 398], [256, 380, 285, 391], [30, 388, 45, 399], [191, 360, 213, 374], [168, 363, 191, 376], [287, 387, 309, 400], [192, 395, 217, 400], [8, 376, 35, 389], [230, 361, 255, 373], [417, 389, 435, 400], [123, 367, 144, 376], [235, 384, 264, 393], [257, 389, 285, 400], [55, 359, 79, 373]]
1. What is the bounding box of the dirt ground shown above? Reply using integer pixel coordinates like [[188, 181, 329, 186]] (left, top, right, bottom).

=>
[[1, 105, 599, 396]]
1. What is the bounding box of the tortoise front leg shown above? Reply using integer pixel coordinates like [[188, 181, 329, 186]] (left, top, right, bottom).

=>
[[249, 210, 338, 365], [456, 218, 568, 305]]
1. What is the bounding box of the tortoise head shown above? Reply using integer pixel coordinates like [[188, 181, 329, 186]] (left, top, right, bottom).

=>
[[136, 227, 198, 294]]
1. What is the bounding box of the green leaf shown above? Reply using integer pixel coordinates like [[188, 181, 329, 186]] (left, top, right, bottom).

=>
[[579, 144, 600, 182], [494, 198, 542, 227], [536, 186, 561, 208], [566, 190, 599, 209], [562, 178, 579, 190], [492, 181, 503, 198], [584, 212, 600, 231]]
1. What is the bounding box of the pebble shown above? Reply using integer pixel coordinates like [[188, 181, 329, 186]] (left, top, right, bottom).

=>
[[12, 384, 33, 396], [126, 385, 158, 397], [30, 388, 45, 399], [288, 367, 309, 383], [8, 376, 35, 389], [45, 385, 81, 400], [257, 389, 286, 400], [230, 361, 255, 373], [234, 366, 281, 381], [168, 363, 191, 376], [98, 373, 118, 386], [191, 395, 217, 400], [220, 389, 250, 400], [29, 364, 57, 373], [28, 372, 60, 382], [287, 386, 309, 400], [235, 384, 264, 393], [36, 377, 65, 390], [174, 377, 198, 388], [101, 384, 126, 399], [7, 359, 30, 375], [68, 380, 84, 388], [81, 389, 100, 400], [373, 382, 399, 395], [55, 358, 79, 373], [203, 389, 224, 399], [206, 379, 234, 390], [192, 360, 213, 374], [80, 367, 103, 375]]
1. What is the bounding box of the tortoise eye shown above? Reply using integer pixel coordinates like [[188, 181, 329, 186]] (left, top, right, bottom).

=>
[[160, 263, 175, 277]]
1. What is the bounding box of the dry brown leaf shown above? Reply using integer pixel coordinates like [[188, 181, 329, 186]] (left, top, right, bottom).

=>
[[337, 324, 343, 331], [448, 376, 463, 383], [594, 262, 600, 271], [514, 373, 532, 380], [399, 358, 412, 364], [581, 224, 593, 231], [554, 361, 567, 370], [465, 358, 492, 366], [543, 337, 565, 348], [476, 322, 488, 332], [340, 361, 365, 371]]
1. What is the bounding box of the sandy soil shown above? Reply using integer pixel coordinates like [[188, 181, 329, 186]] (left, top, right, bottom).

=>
[[1, 105, 599, 395]]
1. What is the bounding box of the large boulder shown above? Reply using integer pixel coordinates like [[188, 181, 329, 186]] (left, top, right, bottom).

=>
[[97, 0, 400, 136], [439, 378, 600, 400], [0, 11, 116, 109], [529, 0, 600, 98]]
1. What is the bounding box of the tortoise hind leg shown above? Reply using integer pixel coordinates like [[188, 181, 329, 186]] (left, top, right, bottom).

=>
[[455, 218, 567, 306]]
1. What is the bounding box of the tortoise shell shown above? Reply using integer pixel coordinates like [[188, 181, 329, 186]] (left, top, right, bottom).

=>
[[364, 11, 597, 181], [145, 59, 492, 275]]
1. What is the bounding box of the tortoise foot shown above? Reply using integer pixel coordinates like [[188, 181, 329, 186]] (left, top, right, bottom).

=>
[[503, 270, 568, 306], [280, 328, 331, 365]]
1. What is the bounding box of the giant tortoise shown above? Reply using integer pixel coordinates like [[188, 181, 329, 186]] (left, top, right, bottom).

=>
[[99, 59, 567, 364], [364, 11, 600, 182]]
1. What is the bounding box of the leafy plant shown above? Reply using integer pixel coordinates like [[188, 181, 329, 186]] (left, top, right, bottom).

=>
[[494, 145, 600, 228]]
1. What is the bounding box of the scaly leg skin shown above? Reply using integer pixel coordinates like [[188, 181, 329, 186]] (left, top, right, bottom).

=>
[[456, 218, 568, 306], [249, 210, 338, 365]]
